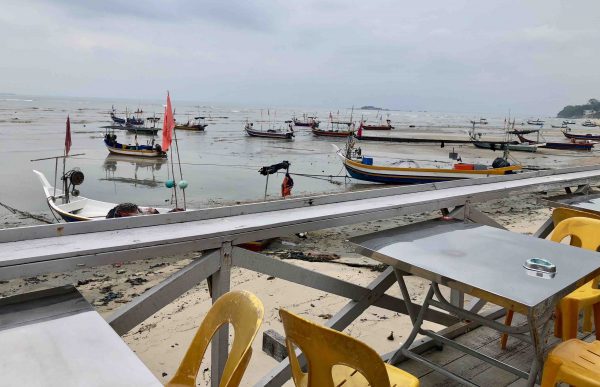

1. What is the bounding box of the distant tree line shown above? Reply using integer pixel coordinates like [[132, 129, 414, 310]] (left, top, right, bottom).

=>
[[557, 99, 600, 118]]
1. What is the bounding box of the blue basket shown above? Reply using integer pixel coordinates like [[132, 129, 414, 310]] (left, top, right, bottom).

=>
[[362, 157, 373, 165]]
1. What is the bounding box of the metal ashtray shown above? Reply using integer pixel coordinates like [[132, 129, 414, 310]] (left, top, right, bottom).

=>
[[524, 258, 556, 279]]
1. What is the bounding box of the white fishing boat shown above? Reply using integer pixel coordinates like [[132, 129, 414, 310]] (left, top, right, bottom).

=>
[[33, 170, 174, 222]]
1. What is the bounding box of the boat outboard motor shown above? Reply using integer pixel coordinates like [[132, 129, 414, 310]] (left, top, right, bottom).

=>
[[492, 157, 510, 168], [62, 169, 85, 199]]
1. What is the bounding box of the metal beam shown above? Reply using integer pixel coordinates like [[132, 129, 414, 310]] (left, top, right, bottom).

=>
[[533, 217, 554, 239], [209, 243, 232, 387], [383, 307, 506, 364], [107, 250, 220, 335], [232, 248, 456, 326]]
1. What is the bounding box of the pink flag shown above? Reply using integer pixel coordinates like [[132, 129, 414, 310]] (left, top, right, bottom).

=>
[[162, 92, 175, 151], [65, 116, 72, 155]]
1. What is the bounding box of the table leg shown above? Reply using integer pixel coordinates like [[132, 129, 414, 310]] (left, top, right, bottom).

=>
[[393, 268, 417, 323], [388, 284, 435, 365], [526, 310, 553, 386]]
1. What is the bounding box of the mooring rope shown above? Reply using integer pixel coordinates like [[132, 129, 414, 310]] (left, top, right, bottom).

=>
[[0, 201, 54, 224]]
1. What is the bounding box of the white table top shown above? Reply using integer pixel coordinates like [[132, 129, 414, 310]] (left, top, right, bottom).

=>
[[350, 219, 600, 313], [0, 286, 161, 387]]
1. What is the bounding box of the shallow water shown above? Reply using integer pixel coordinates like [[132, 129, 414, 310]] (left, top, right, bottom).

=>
[[0, 95, 597, 218]]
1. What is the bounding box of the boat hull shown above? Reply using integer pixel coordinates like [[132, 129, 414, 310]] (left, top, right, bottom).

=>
[[562, 131, 600, 141], [106, 145, 166, 157], [542, 142, 594, 150], [517, 133, 593, 151], [126, 127, 159, 135], [362, 125, 394, 130], [338, 152, 521, 185], [246, 128, 293, 139], [292, 120, 319, 128], [473, 141, 537, 153], [312, 128, 353, 137], [175, 124, 207, 131]]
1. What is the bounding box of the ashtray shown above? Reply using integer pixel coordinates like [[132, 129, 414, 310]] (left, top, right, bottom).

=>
[[524, 258, 556, 279]]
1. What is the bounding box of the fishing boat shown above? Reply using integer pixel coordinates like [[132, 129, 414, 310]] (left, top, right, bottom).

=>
[[582, 120, 597, 127], [292, 114, 319, 128], [563, 120, 576, 125], [33, 170, 173, 222], [516, 133, 594, 151], [362, 119, 393, 130], [562, 130, 600, 141], [468, 126, 538, 152], [360, 110, 394, 130], [313, 112, 355, 137], [334, 143, 521, 185], [245, 121, 294, 139], [472, 140, 539, 152], [527, 119, 545, 126], [104, 132, 166, 157], [312, 125, 353, 137], [175, 116, 208, 131], [110, 111, 126, 125], [126, 116, 161, 135], [469, 118, 488, 125]]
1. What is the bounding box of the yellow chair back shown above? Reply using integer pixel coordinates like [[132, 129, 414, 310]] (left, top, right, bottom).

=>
[[551, 216, 600, 251], [279, 309, 391, 387], [167, 290, 264, 387], [552, 207, 600, 246]]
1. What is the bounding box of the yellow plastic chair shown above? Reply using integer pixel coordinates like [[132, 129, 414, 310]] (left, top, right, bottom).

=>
[[279, 309, 419, 387], [167, 290, 264, 387], [501, 210, 600, 349], [553, 208, 600, 334], [540, 339, 600, 387]]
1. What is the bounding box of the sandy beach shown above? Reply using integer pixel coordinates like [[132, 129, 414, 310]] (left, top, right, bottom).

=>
[[0, 189, 554, 386]]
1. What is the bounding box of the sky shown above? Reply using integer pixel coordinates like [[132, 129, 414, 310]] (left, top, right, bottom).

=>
[[1, 0, 599, 114]]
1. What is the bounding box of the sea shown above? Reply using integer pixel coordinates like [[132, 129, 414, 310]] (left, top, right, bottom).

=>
[[0, 94, 593, 220]]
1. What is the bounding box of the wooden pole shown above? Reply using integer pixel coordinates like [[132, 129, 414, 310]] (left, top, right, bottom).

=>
[[264, 174, 269, 201]]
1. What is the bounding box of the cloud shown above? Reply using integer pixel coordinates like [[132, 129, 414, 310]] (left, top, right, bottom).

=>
[[1, 0, 600, 114]]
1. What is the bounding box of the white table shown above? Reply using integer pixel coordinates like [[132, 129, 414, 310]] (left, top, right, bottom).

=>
[[350, 218, 600, 386], [0, 285, 161, 387]]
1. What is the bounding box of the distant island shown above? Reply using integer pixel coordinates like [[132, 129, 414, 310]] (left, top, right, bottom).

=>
[[359, 105, 389, 111], [557, 98, 600, 118]]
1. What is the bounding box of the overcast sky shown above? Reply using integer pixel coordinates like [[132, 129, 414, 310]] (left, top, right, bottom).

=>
[[1, 0, 599, 114]]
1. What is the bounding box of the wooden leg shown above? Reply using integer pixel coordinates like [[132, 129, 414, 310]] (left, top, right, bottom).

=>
[[561, 300, 579, 341], [554, 307, 562, 339], [500, 309, 514, 350], [594, 303, 600, 341]]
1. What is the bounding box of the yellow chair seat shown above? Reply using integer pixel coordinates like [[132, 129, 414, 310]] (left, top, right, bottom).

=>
[[541, 339, 600, 387], [293, 360, 419, 387], [279, 309, 419, 387]]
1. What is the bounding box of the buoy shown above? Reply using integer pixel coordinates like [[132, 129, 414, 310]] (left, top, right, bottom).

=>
[[178, 180, 188, 189], [165, 179, 175, 188]]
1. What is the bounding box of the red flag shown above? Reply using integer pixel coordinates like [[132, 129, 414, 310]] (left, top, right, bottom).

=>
[[65, 116, 72, 155], [357, 121, 363, 137], [162, 92, 175, 151]]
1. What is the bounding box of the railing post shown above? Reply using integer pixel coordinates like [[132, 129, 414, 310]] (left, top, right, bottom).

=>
[[208, 242, 232, 387]]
